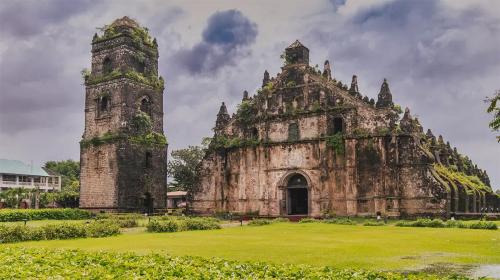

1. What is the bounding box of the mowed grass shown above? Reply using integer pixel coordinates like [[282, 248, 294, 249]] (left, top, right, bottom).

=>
[[6, 222, 500, 271]]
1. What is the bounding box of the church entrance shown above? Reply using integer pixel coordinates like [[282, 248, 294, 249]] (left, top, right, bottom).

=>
[[287, 174, 309, 215], [143, 192, 154, 214]]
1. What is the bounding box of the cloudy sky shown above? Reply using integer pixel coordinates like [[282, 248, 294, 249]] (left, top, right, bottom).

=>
[[0, 0, 498, 189]]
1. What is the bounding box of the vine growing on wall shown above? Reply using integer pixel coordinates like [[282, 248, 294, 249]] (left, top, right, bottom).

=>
[[236, 100, 257, 127], [325, 133, 345, 155], [433, 163, 492, 194]]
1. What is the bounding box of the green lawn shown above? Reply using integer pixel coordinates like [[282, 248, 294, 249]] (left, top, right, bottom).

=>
[[6, 222, 500, 272]]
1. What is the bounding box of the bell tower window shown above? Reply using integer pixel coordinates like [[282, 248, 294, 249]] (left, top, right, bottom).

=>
[[103, 57, 113, 74], [288, 123, 300, 141], [250, 127, 259, 140], [140, 97, 151, 116], [145, 151, 152, 168], [333, 117, 344, 134], [98, 96, 110, 117]]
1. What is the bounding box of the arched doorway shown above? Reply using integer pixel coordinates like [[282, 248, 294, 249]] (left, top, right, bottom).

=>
[[287, 174, 309, 215], [143, 192, 154, 214]]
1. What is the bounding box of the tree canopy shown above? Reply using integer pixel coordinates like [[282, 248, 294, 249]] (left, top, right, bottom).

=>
[[167, 146, 205, 194], [486, 90, 500, 142]]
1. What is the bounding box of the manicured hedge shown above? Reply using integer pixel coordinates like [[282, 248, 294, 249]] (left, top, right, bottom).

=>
[[0, 220, 120, 243], [297, 218, 357, 225], [0, 248, 469, 279], [96, 214, 142, 228], [248, 218, 289, 226], [363, 221, 385, 226], [147, 216, 221, 233], [396, 219, 497, 230], [0, 208, 92, 222]]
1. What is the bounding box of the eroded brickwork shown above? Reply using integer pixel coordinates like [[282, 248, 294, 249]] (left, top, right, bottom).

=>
[[79, 17, 167, 212]]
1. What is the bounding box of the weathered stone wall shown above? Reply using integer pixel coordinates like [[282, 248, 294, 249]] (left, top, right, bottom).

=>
[[80, 144, 119, 209], [192, 41, 498, 218]]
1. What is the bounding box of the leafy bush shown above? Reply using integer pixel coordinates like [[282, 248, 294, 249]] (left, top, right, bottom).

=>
[[323, 218, 357, 225], [112, 218, 139, 228], [298, 218, 317, 224], [363, 221, 385, 226], [86, 220, 121, 237], [0, 221, 120, 243], [0, 248, 468, 279], [467, 221, 497, 230], [444, 220, 467, 228], [397, 219, 497, 230], [248, 218, 289, 226], [248, 219, 273, 226], [147, 219, 182, 232], [0, 208, 92, 222], [147, 216, 221, 233], [395, 219, 445, 228], [97, 213, 141, 228], [185, 217, 221, 230]]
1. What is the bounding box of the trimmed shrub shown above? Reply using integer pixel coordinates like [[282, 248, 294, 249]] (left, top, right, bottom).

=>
[[298, 218, 317, 224], [248, 218, 289, 226], [185, 218, 221, 230], [397, 219, 497, 230], [363, 221, 385, 226], [323, 218, 357, 225], [0, 221, 120, 243], [147, 219, 183, 232], [273, 217, 290, 223], [396, 219, 445, 228], [86, 220, 121, 237], [0, 208, 92, 222], [42, 224, 87, 240], [112, 218, 139, 228], [444, 220, 467, 228], [467, 221, 497, 230], [248, 219, 273, 226], [147, 217, 221, 233]]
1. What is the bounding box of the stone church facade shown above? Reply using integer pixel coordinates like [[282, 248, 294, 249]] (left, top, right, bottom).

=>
[[79, 17, 167, 212], [192, 41, 498, 218]]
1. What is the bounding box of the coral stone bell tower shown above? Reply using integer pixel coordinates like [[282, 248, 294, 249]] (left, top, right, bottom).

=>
[[79, 17, 167, 212]]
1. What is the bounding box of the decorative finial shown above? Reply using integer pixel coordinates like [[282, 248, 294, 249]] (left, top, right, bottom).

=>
[[438, 135, 444, 145], [376, 78, 393, 108], [322, 60, 332, 80], [262, 70, 270, 87], [426, 129, 434, 138], [349, 75, 359, 94]]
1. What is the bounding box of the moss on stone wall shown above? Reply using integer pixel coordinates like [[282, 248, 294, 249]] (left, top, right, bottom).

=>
[[81, 113, 167, 148], [210, 135, 260, 150], [93, 23, 156, 49], [85, 69, 164, 91], [433, 163, 492, 194], [80, 132, 126, 148], [129, 132, 167, 147]]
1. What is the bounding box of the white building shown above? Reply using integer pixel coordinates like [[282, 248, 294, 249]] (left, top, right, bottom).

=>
[[0, 159, 61, 192]]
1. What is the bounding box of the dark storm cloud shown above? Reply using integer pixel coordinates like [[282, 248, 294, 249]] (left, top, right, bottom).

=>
[[0, 0, 95, 38], [174, 9, 258, 75]]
